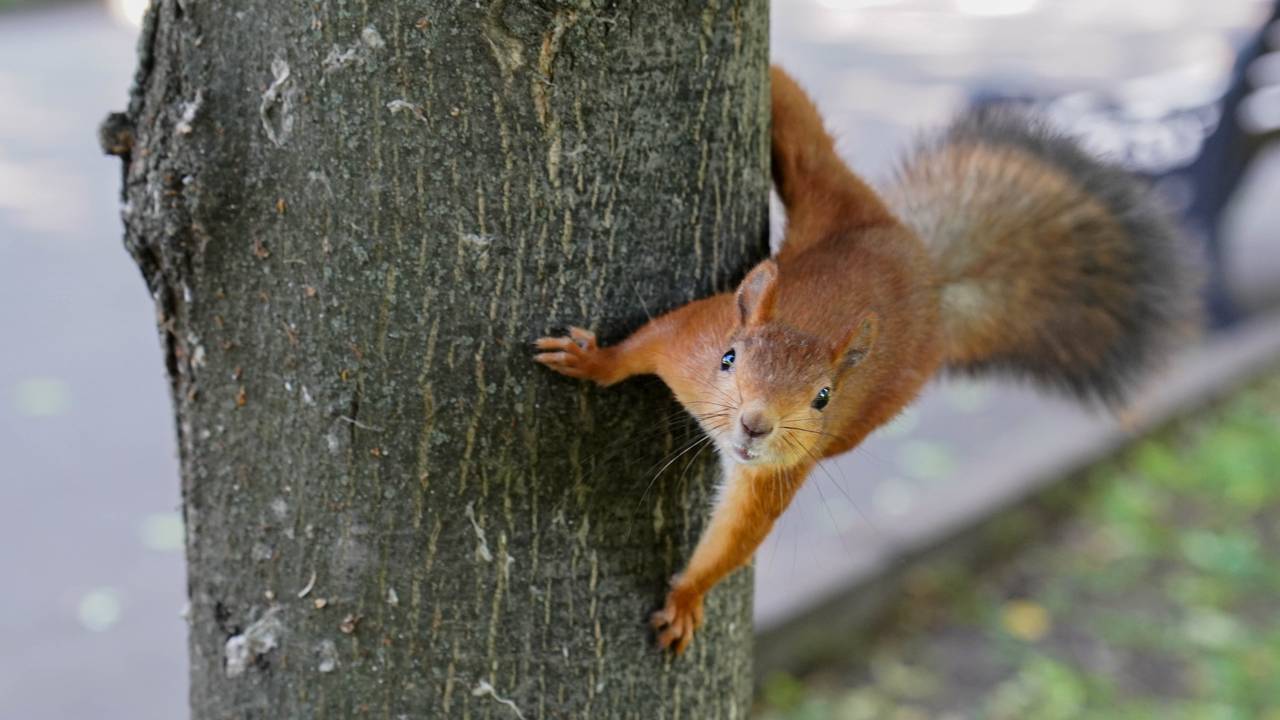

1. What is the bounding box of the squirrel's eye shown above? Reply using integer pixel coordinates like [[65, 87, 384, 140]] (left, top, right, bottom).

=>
[[720, 349, 736, 371], [812, 386, 831, 410]]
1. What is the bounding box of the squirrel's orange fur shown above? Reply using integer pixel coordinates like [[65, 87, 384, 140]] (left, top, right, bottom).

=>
[[535, 66, 1195, 654]]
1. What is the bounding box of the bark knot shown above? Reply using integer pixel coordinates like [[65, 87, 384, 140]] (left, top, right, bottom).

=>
[[483, 0, 526, 85]]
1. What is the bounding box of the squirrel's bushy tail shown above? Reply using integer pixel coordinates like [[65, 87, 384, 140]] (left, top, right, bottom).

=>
[[887, 107, 1199, 405]]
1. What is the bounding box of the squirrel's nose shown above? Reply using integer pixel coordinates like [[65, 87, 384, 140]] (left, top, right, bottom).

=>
[[740, 410, 773, 439]]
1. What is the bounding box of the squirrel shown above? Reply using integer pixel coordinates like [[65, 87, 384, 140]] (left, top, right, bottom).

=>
[[534, 66, 1197, 654]]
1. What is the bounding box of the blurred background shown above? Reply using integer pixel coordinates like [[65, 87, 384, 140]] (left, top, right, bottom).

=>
[[2, 0, 1279, 718]]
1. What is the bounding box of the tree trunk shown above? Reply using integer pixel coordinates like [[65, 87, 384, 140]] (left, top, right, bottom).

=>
[[105, 1, 768, 717]]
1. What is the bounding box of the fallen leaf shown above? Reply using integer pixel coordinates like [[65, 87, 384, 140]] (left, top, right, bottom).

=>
[[1001, 599, 1051, 642]]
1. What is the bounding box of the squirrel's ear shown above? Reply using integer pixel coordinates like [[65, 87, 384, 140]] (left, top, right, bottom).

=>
[[835, 313, 878, 369], [736, 260, 779, 326]]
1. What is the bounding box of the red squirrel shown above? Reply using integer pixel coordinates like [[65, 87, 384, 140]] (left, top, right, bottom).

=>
[[534, 67, 1196, 653]]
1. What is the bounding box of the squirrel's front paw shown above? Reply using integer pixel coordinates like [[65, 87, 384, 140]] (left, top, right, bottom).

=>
[[650, 583, 705, 655], [533, 326, 615, 385]]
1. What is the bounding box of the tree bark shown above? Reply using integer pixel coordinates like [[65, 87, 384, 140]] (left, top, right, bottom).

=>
[[105, 1, 768, 717]]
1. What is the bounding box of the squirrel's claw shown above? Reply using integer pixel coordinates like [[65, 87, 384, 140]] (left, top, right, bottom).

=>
[[533, 352, 589, 379], [650, 585, 704, 655], [566, 325, 597, 348], [533, 327, 613, 384]]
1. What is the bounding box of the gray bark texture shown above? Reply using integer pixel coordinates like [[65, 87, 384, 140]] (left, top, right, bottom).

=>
[[104, 0, 768, 717]]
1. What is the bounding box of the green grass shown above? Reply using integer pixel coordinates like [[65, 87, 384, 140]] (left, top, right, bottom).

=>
[[757, 369, 1280, 720]]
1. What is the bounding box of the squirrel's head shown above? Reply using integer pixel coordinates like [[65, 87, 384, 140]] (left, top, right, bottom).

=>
[[708, 259, 878, 468]]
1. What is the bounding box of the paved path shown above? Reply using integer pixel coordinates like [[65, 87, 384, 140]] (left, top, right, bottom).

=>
[[0, 5, 186, 719]]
